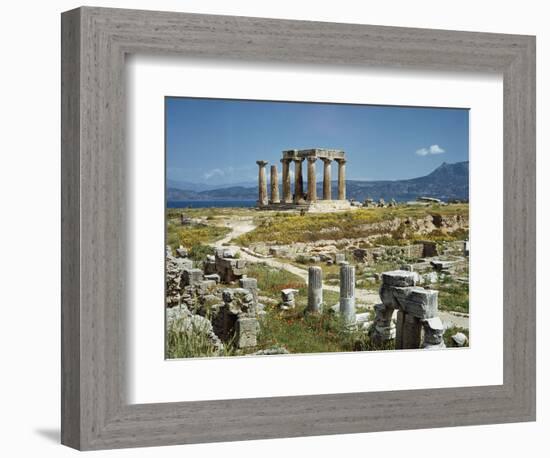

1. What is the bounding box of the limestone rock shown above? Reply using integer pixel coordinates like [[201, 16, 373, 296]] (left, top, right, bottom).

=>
[[381, 270, 419, 287], [175, 246, 189, 258], [355, 312, 371, 324], [392, 286, 439, 319], [430, 260, 455, 271], [236, 317, 259, 349], [422, 316, 445, 346], [253, 346, 290, 355], [451, 332, 468, 347], [204, 273, 221, 283], [182, 268, 203, 287], [239, 277, 258, 290], [422, 272, 439, 284]]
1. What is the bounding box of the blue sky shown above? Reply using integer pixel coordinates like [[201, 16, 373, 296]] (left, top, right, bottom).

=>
[[166, 97, 469, 185]]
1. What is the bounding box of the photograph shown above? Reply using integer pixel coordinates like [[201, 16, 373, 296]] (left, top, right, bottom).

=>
[[165, 97, 470, 358]]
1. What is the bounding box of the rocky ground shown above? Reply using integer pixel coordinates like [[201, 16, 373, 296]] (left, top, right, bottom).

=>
[[166, 204, 470, 358]]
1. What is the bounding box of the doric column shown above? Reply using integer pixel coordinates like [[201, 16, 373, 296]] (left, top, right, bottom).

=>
[[322, 158, 332, 200], [307, 266, 323, 313], [401, 313, 422, 349], [281, 158, 292, 203], [306, 157, 317, 202], [293, 158, 304, 203], [336, 159, 346, 200], [339, 264, 356, 324], [256, 160, 268, 206], [270, 165, 280, 204]]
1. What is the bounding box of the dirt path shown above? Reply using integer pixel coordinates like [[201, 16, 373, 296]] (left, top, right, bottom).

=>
[[213, 218, 256, 247], [210, 217, 469, 329]]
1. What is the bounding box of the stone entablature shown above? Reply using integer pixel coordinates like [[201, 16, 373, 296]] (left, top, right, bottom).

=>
[[281, 148, 346, 161]]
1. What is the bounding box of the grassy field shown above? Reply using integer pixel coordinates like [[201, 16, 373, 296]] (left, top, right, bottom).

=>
[[234, 204, 468, 246], [239, 263, 389, 354], [436, 279, 470, 314], [166, 207, 255, 220], [166, 217, 231, 251]]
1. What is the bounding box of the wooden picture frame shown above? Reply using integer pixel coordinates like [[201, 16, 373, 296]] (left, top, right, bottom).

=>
[[61, 6, 536, 450]]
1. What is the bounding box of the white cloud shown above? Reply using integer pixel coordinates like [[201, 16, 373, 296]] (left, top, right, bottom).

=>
[[415, 144, 446, 156], [203, 168, 225, 180], [202, 165, 257, 183]]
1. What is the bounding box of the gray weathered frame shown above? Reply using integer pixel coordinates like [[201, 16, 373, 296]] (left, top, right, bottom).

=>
[[61, 6, 536, 451]]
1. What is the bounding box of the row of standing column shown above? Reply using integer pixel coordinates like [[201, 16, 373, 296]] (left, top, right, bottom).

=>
[[257, 158, 346, 205], [306, 264, 355, 326]]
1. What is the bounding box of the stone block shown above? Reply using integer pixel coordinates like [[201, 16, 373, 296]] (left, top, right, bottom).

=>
[[174, 258, 193, 271], [222, 289, 234, 303], [222, 287, 256, 315], [422, 272, 439, 284], [204, 273, 221, 283], [182, 268, 203, 287], [422, 317, 445, 345], [281, 288, 298, 302], [379, 284, 398, 308], [269, 246, 289, 257], [203, 260, 216, 275], [430, 260, 455, 271], [236, 317, 259, 349], [381, 270, 418, 287], [197, 280, 216, 293], [451, 332, 468, 347], [355, 312, 371, 324], [391, 286, 438, 319], [374, 324, 396, 340], [335, 253, 346, 264], [175, 246, 188, 258], [239, 277, 258, 290]]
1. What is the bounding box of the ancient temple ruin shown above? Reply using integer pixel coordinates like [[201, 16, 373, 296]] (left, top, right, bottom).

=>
[[256, 148, 352, 212], [300, 263, 446, 350]]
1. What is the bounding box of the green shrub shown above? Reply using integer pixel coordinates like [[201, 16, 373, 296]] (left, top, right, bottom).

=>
[[189, 243, 215, 263]]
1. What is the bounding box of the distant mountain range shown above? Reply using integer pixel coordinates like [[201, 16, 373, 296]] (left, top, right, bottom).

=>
[[167, 161, 469, 203]]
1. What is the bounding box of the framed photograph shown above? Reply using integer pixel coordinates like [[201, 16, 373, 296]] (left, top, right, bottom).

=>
[[61, 6, 536, 450]]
